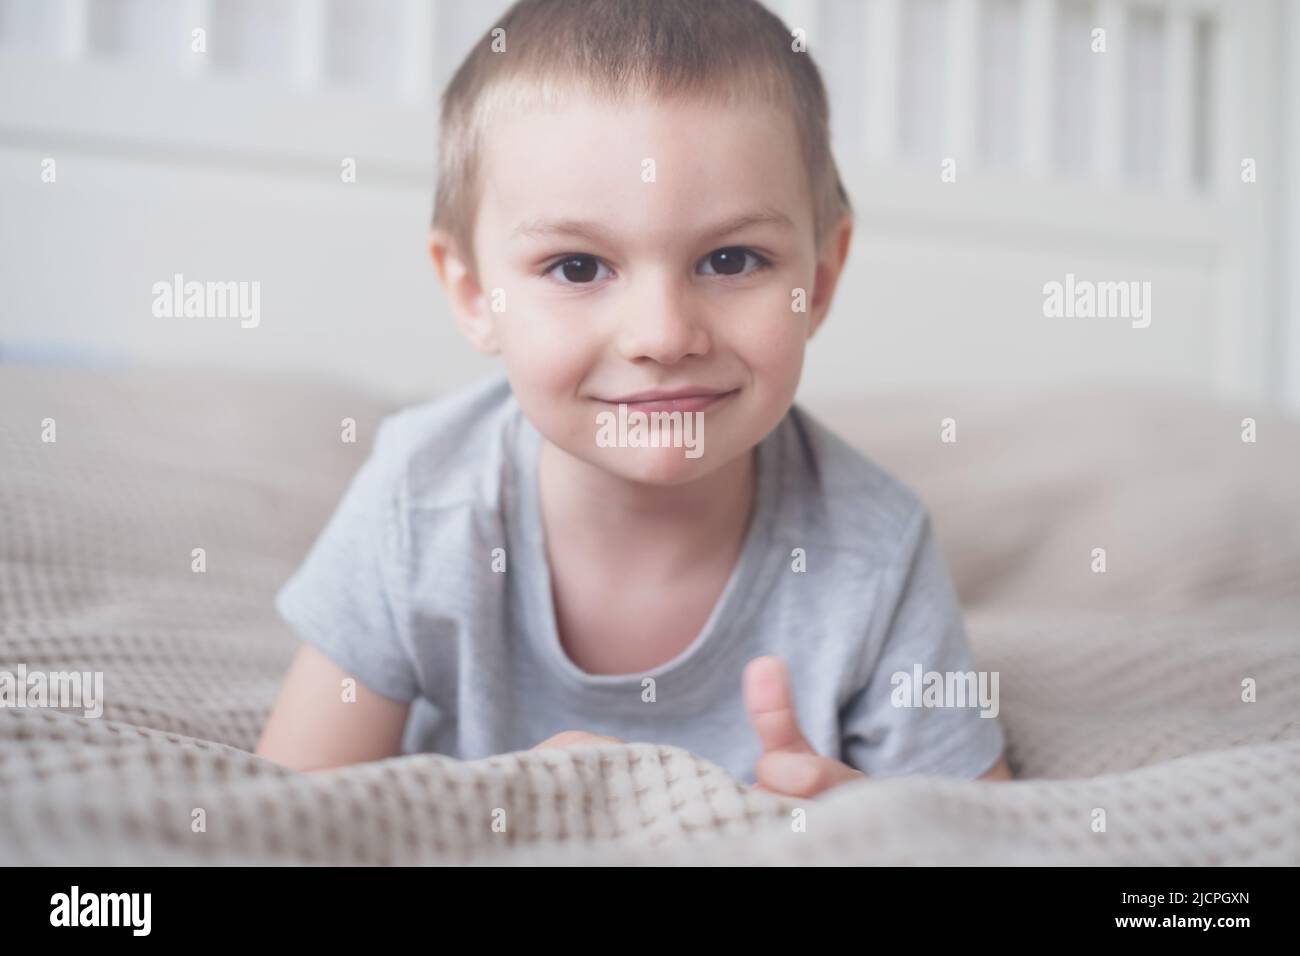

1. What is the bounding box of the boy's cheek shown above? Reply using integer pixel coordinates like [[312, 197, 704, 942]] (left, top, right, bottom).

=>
[[729, 314, 810, 377], [495, 309, 593, 373], [499, 346, 590, 404]]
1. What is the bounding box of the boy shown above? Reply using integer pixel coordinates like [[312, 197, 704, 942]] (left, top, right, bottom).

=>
[[256, 0, 1011, 796]]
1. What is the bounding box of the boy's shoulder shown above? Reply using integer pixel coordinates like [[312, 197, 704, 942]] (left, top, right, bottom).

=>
[[368, 372, 519, 512], [779, 404, 927, 565]]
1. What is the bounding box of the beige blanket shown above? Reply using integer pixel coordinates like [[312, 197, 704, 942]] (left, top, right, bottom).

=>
[[2, 367, 1297, 864]]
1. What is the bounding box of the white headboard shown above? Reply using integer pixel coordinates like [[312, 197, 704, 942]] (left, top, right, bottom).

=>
[[0, 0, 1293, 409]]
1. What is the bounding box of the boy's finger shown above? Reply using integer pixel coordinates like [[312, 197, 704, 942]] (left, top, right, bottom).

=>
[[743, 656, 815, 756], [755, 752, 863, 798]]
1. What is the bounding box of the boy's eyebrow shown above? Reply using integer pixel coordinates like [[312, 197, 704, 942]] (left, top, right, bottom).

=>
[[511, 207, 794, 244]]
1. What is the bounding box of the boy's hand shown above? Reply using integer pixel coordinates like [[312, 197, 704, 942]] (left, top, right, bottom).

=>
[[531, 730, 624, 750], [743, 656, 864, 797]]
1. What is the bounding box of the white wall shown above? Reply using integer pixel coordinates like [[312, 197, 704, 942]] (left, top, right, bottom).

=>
[[0, 0, 1293, 410], [1282, 0, 1300, 411]]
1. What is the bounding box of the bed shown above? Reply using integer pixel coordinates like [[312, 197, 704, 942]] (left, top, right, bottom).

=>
[[1, 366, 1296, 864]]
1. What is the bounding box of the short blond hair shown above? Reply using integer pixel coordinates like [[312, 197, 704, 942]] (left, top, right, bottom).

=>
[[432, 0, 851, 280]]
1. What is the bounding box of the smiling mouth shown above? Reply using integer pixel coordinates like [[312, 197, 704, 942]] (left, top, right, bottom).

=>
[[600, 389, 739, 414]]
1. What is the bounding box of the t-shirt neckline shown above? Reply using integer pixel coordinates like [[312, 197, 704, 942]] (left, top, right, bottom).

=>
[[508, 405, 785, 693]]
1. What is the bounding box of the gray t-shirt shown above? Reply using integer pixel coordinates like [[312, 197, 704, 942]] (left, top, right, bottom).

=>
[[275, 374, 1005, 784]]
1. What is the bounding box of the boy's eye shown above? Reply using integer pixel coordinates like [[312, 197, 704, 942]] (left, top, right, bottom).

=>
[[544, 255, 610, 285], [541, 247, 769, 286], [698, 247, 769, 277]]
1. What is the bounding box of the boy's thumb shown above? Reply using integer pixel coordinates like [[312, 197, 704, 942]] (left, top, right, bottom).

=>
[[743, 656, 815, 756]]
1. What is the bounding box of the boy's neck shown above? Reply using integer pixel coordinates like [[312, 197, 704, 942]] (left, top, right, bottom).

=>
[[536, 439, 757, 571]]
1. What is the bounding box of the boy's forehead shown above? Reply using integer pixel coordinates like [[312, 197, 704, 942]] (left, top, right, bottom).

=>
[[476, 91, 812, 242]]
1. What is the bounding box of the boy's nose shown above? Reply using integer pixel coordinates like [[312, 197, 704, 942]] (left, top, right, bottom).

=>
[[614, 276, 711, 365]]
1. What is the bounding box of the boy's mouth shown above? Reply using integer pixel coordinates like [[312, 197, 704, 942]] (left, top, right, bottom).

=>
[[600, 387, 738, 414]]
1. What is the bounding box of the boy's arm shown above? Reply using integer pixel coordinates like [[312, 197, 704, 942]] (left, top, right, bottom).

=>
[[255, 642, 410, 772], [841, 506, 1008, 782], [979, 753, 1014, 780]]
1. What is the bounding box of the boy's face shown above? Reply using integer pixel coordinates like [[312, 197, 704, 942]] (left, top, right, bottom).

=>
[[435, 89, 851, 486]]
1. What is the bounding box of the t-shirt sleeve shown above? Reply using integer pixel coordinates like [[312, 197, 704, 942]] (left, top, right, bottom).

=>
[[273, 414, 420, 703], [840, 505, 1006, 778]]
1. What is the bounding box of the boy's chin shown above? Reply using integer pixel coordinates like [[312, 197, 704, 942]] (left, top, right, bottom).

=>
[[590, 445, 719, 486]]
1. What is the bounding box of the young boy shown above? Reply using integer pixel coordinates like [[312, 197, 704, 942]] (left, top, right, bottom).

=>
[[256, 0, 1011, 796]]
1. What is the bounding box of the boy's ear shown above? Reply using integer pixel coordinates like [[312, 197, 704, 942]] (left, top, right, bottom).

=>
[[427, 228, 500, 356], [806, 213, 854, 339]]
